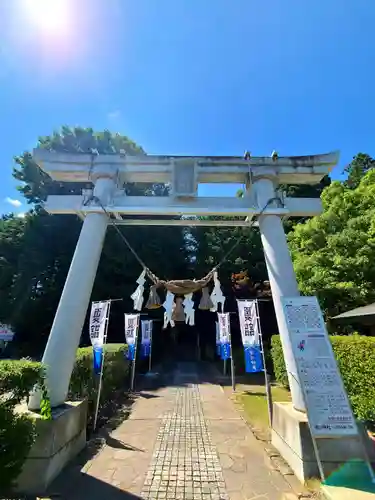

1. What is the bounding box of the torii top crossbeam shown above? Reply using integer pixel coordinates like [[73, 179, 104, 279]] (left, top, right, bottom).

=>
[[34, 149, 338, 184], [33, 149, 339, 226]]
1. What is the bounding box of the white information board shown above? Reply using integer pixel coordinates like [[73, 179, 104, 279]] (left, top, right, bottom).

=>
[[282, 296, 357, 438]]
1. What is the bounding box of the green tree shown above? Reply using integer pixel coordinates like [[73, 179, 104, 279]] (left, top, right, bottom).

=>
[[280, 175, 331, 199], [288, 168, 375, 319], [13, 126, 146, 205], [344, 153, 375, 189], [1, 127, 189, 354], [194, 176, 331, 291], [193, 222, 267, 288]]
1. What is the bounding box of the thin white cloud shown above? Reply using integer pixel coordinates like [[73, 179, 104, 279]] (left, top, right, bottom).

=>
[[5, 197, 22, 208], [107, 110, 121, 120], [17, 212, 26, 218]]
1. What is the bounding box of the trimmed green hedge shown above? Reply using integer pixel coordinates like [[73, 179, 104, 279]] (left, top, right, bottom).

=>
[[0, 359, 45, 405], [0, 360, 46, 492], [68, 343, 129, 427], [270, 336, 289, 388], [271, 335, 375, 424], [0, 343, 129, 493]]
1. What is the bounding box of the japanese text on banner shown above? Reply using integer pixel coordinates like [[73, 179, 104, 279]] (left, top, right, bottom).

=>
[[217, 313, 230, 344], [89, 301, 110, 348], [237, 300, 260, 347], [215, 321, 220, 345], [124, 314, 139, 346], [141, 320, 153, 345], [217, 313, 231, 360]]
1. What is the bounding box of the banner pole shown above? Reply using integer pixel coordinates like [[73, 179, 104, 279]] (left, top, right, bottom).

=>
[[130, 317, 139, 391], [93, 301, 111, 433], [254, 299, 273, 426], [229, 327, 236, 392], [148, 325, 152, 372], [197, 331, 201, 361]]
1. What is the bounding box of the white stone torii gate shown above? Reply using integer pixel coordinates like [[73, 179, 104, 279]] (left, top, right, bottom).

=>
[[28, 149, 339, 412]]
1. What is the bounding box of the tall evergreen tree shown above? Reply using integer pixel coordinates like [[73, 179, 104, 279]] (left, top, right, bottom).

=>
[[344, 153, 375, 189], [1, 127, 189, 353]]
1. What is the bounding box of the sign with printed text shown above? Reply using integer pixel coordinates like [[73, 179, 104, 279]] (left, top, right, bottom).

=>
[[215, 321, 220, 345], [89, 301, 110, 348], [217, 313, 230, 344], [217, 313, 231, 360], [282, 296, 357, 438], [141, 320, 153, 345], [124, 314, 140, 345], [237, 300, 260, 346], [0, 324, 15, 342]]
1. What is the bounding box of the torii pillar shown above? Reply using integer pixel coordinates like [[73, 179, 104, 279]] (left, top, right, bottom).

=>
[[28, 166, 117, 410], [252, 169, 305, 412]]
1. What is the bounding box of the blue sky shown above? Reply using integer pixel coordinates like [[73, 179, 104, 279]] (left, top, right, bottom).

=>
[[0, 0, 374, 216]]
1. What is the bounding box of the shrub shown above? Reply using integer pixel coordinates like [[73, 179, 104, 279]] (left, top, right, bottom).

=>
[[0, 359, 45, 493], [0, 359, 44, 405], [68, 343, 129, 427], [270, 336, 288, 388], [330, 336, 375, 423], [0, 344, 129, 492], [271, 335, 375, 423]]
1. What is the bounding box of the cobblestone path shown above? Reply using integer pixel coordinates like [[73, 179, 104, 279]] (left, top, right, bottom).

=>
[[48, 363, 295, 500], [141, 385, 228, 499]]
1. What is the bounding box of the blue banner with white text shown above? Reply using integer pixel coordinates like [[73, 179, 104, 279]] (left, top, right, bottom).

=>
[[93, 346, 103, 375], [215, 321, 221, 356], [244, 346, 263, 373]]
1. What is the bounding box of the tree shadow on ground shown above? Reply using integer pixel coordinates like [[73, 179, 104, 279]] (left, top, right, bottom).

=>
[[242, 390, 268, 397], [101, 429, 145, 452], [138, 359, 268, 393], [46, 472, 145, 500]]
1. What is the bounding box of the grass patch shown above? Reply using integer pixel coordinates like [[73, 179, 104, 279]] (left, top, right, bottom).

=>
[[236, 383, 291, 431]]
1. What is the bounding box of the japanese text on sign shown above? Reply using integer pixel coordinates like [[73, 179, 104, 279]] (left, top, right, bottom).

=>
[[217, 313, 230, 344], [89, 301, 110, 348], [141, 320, 153, 345], [282, 297, 357, 437], [237, 300, 260, 346], [124, 314, 139, 346]]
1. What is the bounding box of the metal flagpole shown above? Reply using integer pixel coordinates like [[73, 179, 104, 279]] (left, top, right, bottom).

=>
[[93, 300, 111, 432], [229, 327, 236, 392], [254, 299, 273, 426], [130, 317, 139, 392], [148, 323, 152, 372], [197, 331, 201, 361]]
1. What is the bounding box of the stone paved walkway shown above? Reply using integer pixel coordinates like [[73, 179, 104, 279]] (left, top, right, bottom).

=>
[[141, 384, 228, 500], [49, 363, 295, 499]]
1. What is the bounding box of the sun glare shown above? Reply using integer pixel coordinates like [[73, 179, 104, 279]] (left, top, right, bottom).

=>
[[22, 0, 71, 35]]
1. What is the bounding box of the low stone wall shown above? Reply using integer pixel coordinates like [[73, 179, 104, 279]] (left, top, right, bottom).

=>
[[15, 400, 88, 495]]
